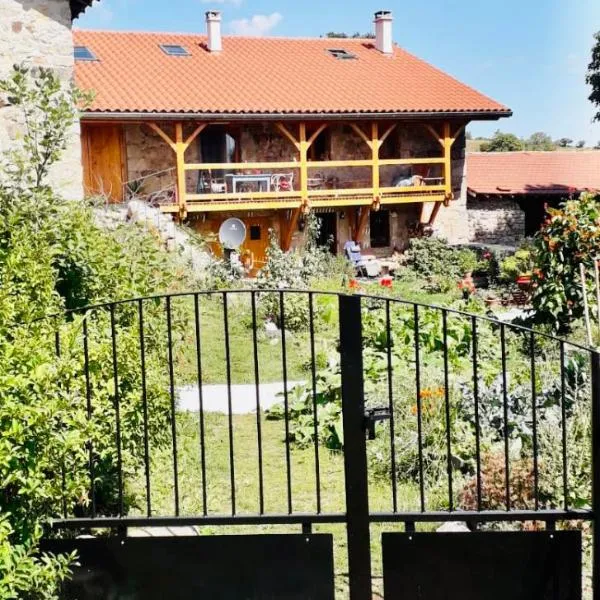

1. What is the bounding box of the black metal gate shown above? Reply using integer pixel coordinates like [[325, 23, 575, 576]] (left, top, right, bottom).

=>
[[32, 290, 599, 599]]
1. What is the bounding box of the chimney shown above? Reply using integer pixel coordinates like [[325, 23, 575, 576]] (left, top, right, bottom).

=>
[[206, 10, 222, 53], [374, 10, 393, 55]]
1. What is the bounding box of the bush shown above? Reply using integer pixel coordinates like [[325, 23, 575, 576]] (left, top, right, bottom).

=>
[[499, 241, 535, 283], [0, 65, 191, 598], [404, 237, 482, 292], [531, 194, 600, 331]]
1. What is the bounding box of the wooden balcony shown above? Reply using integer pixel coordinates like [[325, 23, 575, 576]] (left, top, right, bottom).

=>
[[148, 121, 464, 218]]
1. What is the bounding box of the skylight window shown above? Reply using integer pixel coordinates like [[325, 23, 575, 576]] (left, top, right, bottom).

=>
[[327, 49, 357, 60], [74, 46, 97, 61], [160, 44, 190, 56]]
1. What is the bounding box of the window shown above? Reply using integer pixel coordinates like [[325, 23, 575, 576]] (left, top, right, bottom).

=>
[[250, 225, 262, 241], [160, 44, 190, 56], [370, 210, 390, 248], [74, 46, 97, 61], [327, 49, 357, 60]]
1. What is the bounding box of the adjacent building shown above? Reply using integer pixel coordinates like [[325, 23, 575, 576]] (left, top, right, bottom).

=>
[[467, 151, 600, 245]]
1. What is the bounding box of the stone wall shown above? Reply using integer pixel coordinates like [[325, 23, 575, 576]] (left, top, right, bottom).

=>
[[124, 124, 203, 196], [0, 0, 82, 199], [467, 196, 525, 245]]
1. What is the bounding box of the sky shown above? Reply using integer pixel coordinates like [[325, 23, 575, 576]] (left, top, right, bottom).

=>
[[76, 0, 600, 144]]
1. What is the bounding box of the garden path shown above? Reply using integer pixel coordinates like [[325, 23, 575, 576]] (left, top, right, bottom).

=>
[[177, 381, 304, 414]]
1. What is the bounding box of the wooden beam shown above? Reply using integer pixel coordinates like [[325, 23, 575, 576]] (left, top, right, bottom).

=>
[[148, 122, 176, 151], [184, 123, 207, 147], [283, 207, 301, 251], [354, 206, 370, 243], [380, 123, 397, 145], [350, 123, 372, 148], [451, 123, 466, 146], [276, 123, 300, 150], [299, 122, 309, 206], [428, 200, 443, 226], [424, 124, 444, 148], [307, 124, 328, 148], [371, 122, 380, 197], [443, 122, 453, 200], [174, 122, 187, 219]]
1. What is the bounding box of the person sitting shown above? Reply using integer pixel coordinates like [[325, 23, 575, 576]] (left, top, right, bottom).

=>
[[392, 173, 424, 187]]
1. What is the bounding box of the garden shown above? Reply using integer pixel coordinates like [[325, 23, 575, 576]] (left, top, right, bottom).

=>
[[1, 66, 600, 599]]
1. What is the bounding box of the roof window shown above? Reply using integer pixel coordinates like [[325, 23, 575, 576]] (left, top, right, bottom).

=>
[[74, 46, 97, 61], [327, 49, 357, 60], [160, 44, 190, 56]]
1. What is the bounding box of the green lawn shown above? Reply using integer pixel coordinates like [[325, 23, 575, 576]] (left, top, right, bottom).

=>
[[131, 411, 422, 599]]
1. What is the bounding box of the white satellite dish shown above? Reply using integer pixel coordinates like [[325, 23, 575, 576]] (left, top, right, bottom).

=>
[[219, 218, 246, 250]]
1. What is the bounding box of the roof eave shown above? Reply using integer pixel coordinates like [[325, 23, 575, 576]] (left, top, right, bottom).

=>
[[80, 109, 513, 122]]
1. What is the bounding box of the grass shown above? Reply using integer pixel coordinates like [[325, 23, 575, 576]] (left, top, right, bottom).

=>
[[130, 411, 423, 599]]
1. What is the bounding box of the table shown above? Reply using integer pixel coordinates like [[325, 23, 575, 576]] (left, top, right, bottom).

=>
[[226, 173, 272, 193]]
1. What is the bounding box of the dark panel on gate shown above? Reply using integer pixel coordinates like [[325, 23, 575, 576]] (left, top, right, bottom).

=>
[[382, 531, 581, 600], [41, 534, 334, 600]]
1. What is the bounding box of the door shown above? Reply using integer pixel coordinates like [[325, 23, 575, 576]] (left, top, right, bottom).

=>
[[81, 124, 126, 202], [240, 217, 270, 276], [316, 213, 337, 254]]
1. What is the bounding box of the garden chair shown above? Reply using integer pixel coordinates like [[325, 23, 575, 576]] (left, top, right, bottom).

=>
[[343, 240, 368, 277], [271, 172, 294, 192]]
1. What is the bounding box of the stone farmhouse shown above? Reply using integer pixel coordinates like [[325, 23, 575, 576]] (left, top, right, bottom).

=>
[[3, 2, 517, 269]]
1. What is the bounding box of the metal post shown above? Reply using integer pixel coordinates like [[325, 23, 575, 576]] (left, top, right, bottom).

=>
[[339, 294, 372, 600], [592, 351, 600, 600]]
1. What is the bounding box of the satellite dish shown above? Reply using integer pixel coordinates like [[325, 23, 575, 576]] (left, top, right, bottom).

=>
[[219, 218, 246, 250]]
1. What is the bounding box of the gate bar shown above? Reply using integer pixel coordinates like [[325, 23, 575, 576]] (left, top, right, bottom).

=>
[[339, 294, 372, 600], [592, 351, 600, 600]]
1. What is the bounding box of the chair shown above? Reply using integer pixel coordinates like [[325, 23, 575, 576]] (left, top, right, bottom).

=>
[[343, 241, 368, 277], [271, 172, 294, 192], [197, 170, 226, 194]]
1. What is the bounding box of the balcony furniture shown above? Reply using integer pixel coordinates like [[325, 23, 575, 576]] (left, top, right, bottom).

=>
[[226, 173, 272, 193], [198, 170, 227, 194], [271, 172, 295, 192], [307, 173, 326, 190]]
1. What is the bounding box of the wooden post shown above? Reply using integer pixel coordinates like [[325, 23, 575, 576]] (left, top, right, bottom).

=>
[[443, 122, 453, 201], [148, 122, 206, 220], [299, 123, 309, 208], [174, 123, 187, 219], [371, 122, 380, 198], [354, 207, 370, 243]]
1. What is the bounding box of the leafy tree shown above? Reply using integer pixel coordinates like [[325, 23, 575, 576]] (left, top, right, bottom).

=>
[[531, 193, 600, 331], [576, 140, 586, 148], [480, 130, 524, 152], [525, 132, 556, 151], [586, 31, 600, 122], [556, 137, 573, 148], [324, 31, 375, 39]]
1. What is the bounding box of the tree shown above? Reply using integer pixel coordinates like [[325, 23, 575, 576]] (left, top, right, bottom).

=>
[[525, 132, 556, 151], [324, 31, 375, 39], [587, 31, 600, 122], [595, 141, 600, 150], [576, 140, 586, 148], [479, 130, 524, 152], [556, 137, 573, 148], [465, 130, 473, 140]]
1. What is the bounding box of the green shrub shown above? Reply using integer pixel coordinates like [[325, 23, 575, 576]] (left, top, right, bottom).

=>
[[499, 241, 535, 283]]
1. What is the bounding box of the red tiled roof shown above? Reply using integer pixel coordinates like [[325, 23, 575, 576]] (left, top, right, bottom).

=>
[[73, 30, 510, 117], [467, 151, 600, 196]]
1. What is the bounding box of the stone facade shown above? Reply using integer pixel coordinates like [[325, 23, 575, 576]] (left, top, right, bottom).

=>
[[0, 0, 82, 199], [467, 196, 525, 246]]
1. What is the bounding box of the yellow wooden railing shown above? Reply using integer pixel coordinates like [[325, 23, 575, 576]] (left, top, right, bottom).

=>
[[148, 121, 464, 222]]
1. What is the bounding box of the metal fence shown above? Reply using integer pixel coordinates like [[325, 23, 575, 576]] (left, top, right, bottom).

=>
[[23, 289, 600, 598]]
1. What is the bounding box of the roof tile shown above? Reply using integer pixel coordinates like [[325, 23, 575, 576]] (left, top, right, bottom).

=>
[[73, 30, 510, 116], [467, 151, 600, 196]]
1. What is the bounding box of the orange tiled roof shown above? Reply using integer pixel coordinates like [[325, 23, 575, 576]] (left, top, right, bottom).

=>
[[467, 151, 600, 196], [73, 30, 511, 117]]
